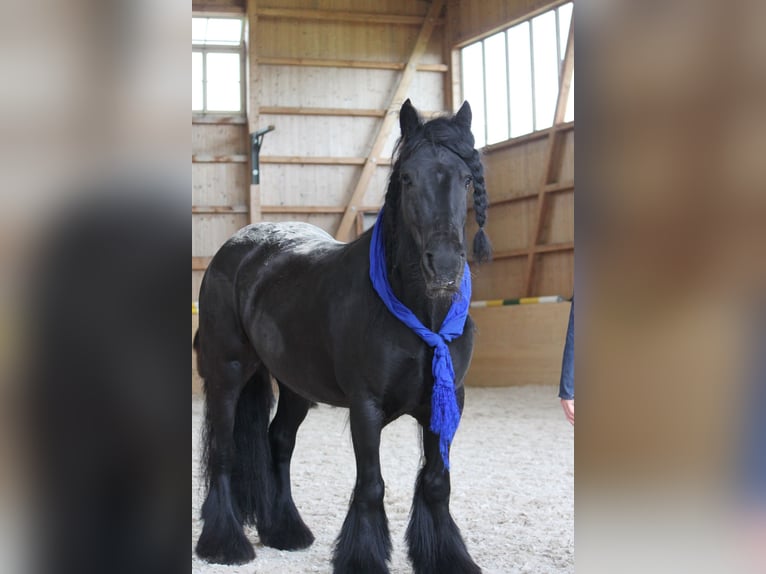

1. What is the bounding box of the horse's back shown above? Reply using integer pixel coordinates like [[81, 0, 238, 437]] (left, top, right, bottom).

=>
[[203, 221, 340, 288]]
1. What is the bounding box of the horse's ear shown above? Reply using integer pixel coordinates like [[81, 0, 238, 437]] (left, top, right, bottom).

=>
[[399, 98, 420, 138], [455, 101, 472, 129]]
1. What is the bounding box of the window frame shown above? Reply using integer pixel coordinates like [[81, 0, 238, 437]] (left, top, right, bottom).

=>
[[455, 0, 573, 147], [192, 15, 247, 115]]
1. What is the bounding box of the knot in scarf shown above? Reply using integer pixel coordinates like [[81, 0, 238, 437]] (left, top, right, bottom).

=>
[[369, 208, 471, 470]]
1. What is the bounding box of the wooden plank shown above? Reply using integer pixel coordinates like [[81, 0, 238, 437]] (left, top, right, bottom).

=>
[[261, 205, 380, 214], [247, 0, 260, 224], [260, 156, 392, 166], [192, 115, 247, 125], [258, 57, 446, 72], [192, 205, 249, 214], [256, 7, 440, 26], [355, 212, 365, 236], [259, 56, 403, 70], [466, 302, 571, 386], [335, 0, 445, 241], [192, 256, 212, 271], [193, 4, 245, 15], [192, 154, 248, 163], [417, 63, 448, 72], [523, 15, 574, 296], [472, 242, 573, 262], [468, 181, 574, 211], [259, 107, 447, 119], [483, 121, 574, 153], [260, 106, 385, 117]]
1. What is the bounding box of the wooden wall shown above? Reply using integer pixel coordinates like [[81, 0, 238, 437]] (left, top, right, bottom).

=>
[[192, 0, 448, 301], [192, 0, 572, 302], [191, 0, 574, 389]]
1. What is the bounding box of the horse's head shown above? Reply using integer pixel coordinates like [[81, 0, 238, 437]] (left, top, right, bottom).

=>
[[389, 99, 491, 298]]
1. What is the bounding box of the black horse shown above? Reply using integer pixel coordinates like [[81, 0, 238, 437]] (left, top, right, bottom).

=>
[[194, 99, 491, 573]]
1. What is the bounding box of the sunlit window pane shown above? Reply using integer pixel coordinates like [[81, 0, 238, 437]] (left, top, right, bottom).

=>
[[205, 19, 242, 45], [461, 42, 486, 148], [192, 52, 203, 111], [564, 72, 574, 122], [532, 11, 558, 129], [206, 52, 241, 111], [192, 17, 242, 46], [558, 2, 573, 61], [484, 32, 509, 145], [507, 22, 533, 137]]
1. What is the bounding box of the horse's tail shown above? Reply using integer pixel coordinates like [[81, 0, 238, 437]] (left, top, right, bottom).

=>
[[229, 368, 276, 529]]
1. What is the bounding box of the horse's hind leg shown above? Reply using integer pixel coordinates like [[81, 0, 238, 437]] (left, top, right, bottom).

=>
[[406, 411, 481, 574], [257, 381, 315, 550], [196, 359, 264, 565]]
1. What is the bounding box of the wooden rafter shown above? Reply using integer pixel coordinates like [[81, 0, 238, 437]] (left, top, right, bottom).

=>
[[522, 14, 574, 296], [335, 0, 445, 241]]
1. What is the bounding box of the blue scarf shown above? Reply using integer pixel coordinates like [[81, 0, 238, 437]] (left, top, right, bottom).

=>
[[369, 208, 471, 470]]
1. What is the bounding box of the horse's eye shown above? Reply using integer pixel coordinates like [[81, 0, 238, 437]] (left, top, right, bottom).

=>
[[401, 173, 412, 186], [464, 176, 473, 189]]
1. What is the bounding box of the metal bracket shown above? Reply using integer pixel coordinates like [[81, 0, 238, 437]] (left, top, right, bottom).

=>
[[250, 125, 275, 185]]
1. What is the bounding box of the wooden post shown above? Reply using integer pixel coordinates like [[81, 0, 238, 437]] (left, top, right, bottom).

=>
[[247, 0, 261, 224], [334, 0, 445, 241], [522, 15, 574, 296]]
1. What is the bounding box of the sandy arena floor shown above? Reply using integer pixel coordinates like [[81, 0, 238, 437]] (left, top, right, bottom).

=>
[[192, 385, 574, 573]]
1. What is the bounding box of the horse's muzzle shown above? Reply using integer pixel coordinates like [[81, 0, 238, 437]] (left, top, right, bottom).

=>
[[422, 239, 465, 297]]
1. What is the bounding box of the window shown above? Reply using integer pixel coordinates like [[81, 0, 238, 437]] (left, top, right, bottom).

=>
[[460, 2, 573, 147], [192, 17, 245, 113]]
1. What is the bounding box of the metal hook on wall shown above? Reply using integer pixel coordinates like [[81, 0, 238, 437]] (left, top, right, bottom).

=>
[[250, 125, 275, 185]]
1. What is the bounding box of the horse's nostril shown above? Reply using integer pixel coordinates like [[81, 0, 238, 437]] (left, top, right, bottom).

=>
[[424, 252, 435, 272]]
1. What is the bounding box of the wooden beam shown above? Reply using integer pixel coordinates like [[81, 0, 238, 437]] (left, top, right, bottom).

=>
[[192, 115, 247, 125], [261, 205, 380, 214], [192, 205, 249, 214], [469, 181, 574, 211], [256, 7, 441, 26], [192, 256, 212, 271], [258, 57, 446, 72], [193, 4, 245, 15], [260, 156, 392, 166], [259, 56, 402, 70], [472, 242, 574, 262], [247, 0, 260, 224], [260, 106, 385, 117], [355, 212, 365, 236], [192, 154, 248, 163], [335, 0, 445, 241], [259, 106, 445, 119], [522, 14, 574, 296], [482, 121, 574, 154]]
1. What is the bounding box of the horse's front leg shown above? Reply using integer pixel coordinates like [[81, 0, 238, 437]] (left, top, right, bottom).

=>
[[332, 399, 391, 574], [407, 412, 481, 574]]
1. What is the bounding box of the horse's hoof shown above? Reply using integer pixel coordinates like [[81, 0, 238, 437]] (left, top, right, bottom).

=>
[[195, 524, 255, 565], [259, 520, 315, 550]]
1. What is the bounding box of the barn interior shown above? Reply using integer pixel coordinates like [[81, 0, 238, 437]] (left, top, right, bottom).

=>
[[192, 0, 574, 391], [191, 1, 574, 572]]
